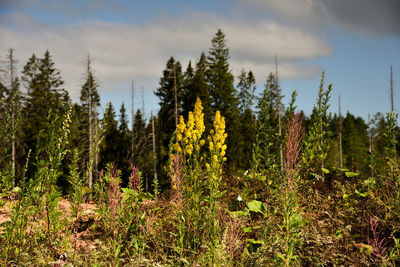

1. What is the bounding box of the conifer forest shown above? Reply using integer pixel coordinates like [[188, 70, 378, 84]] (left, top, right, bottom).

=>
[[1, 29, 400, 266]]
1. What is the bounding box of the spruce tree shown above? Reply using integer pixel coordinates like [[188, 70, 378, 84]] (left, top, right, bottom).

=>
[[207, 29, 240, 168], [253, 83, 280, 173], [99, 102, 120, 172], [154, 57, 183, 186], [79, 57, 100, 187], [342, 112, 369, 172], [237, 69, 256, 170], [118, 102, 131, 185], [302, 72, 332, 174], [22, 51, 70, 163]]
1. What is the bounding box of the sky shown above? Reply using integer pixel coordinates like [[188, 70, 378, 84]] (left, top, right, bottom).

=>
[[0, 0, 399, 122]]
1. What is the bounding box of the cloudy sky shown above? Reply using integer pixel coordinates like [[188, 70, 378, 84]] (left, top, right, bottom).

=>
[[0, 0, 399, 120]]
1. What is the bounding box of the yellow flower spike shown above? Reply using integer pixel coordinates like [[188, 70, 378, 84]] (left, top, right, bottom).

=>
[[221, 150, 226, 157], [206, 163, 210, 170], [213, 155, 218, 162], [200, 139, 205, 146], [216, 142, 222, 149], [209, 141, 214, 151], [222, 144, 227, 151], [177, 133, 182, 141], [173, 143, 182, 152]]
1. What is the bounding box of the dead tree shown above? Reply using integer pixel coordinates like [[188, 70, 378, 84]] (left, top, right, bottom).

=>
[[338, 95, 343, 168], [151, 111, 158, 187]]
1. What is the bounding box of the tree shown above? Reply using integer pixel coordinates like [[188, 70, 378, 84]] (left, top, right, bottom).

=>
[[237, 69, 256, 170], [342, 112, 369, 172], [22, 51, 70, 163], [99, 102, 120, 172], [182, 52, 212, 129], [237, 69, 256, 113], [117, 102, 131, 185], [253, 83, 280, 173], [2, 48, 22, 182], [154, 57, 183, 186], [79, 55, 100, 188], [302, 72, 332, 174], [207, 29, 240, 168]]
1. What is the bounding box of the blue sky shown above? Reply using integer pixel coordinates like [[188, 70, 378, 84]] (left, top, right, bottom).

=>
[[1, 0, 399, 122]]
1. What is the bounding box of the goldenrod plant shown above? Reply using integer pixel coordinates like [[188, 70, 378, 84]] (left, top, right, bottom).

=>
[[206, 109, 227, 265]]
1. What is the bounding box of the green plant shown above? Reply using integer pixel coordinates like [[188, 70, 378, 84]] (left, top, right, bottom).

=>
[[302, 72, 332, 175], [278, 114, 306, 266]]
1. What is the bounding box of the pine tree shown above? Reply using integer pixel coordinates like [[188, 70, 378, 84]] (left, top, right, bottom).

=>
[[342, 112, 369, 172], [181, 61, 195, 119], [302, 72, 332, 174], [3, 48, 23, 182], [117, 102, 131, 185], [100, 102, 120, 172], [237, 69, 256, 170], [238, 69, 256, 113], [182, 52, 213, 129], [79, 55, 100, 187], [207, 29, 240, 168], [253, 83, 280, 173], [154, 57, 183, 186], [22, 51, 70, 162]]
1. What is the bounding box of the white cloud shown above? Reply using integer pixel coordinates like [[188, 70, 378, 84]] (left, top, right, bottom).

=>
[[0, 12, 332, 100], [239, 0, 400, 36]]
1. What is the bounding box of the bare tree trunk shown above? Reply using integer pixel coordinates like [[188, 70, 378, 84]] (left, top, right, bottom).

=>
[[339, 95, 343, 168], [87, 54, 93, 189], [368, 114, 372, 154], [173, 63, 178, 143], [390, 65, 394, 113], [275, 54, 283, 171], [131, 80, 135, 161], [151, 111, 158, 186], [94, 114, 98, 183], [368, 114, 374, 177], [7, 48, 16, 185], [141, 85, 145, 119]]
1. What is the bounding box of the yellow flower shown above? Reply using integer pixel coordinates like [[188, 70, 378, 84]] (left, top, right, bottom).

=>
[[173, 143, 182, 152], [177, 133, 182, 141], [220, 150, 226, 157], [206, 163, 210, 170], [209, 141, 214, 151], [200, 139, 205, 146], [213, 155, 218, 162]]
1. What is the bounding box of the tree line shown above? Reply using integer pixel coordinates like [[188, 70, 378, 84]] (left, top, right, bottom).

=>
[[0, 29, 398, 194]]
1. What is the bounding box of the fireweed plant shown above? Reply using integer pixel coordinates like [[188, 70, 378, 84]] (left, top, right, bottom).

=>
[[278, 114, 306, 266]]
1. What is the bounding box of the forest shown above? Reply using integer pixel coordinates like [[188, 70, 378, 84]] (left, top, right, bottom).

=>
[[0, 29, 399, 266]]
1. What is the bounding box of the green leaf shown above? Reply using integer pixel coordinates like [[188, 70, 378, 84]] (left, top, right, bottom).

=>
[[345, 171, 359, 178], [363, 177, 376, 187], [245, 239, 264, 245], [321, 168, 330, 174], [243, 227, 253, 233], [334, 229, 344, 239], [343, 193, 350, 200], [247, 200, 266, 213], [230, 210, 250, 217], [12, 186, 21, 193], [355, 189, 368, 197]]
